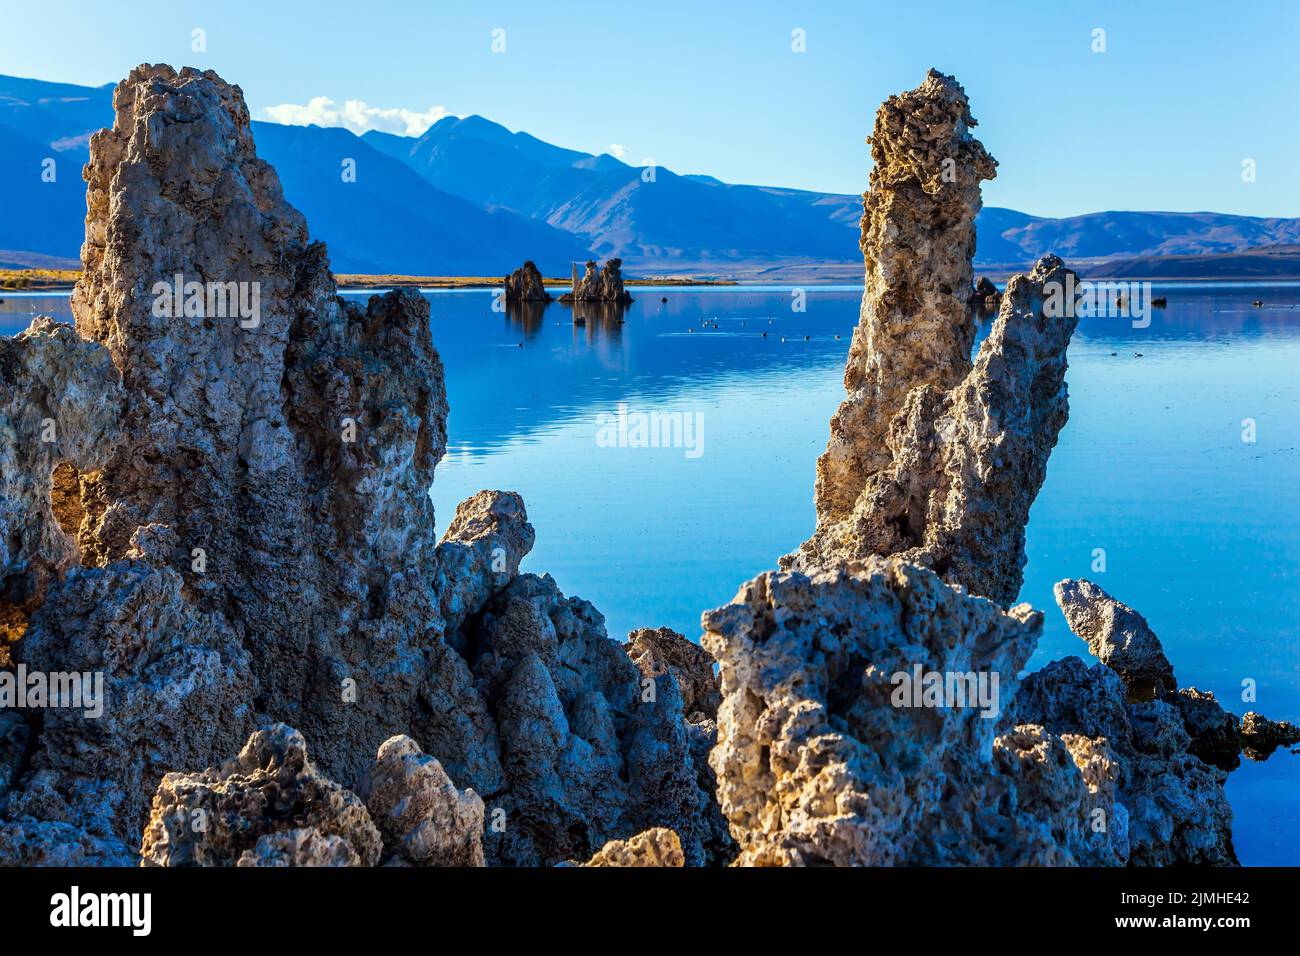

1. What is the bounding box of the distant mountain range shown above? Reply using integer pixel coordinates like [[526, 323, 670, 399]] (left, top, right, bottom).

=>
[[3, 72, 1299, 279]]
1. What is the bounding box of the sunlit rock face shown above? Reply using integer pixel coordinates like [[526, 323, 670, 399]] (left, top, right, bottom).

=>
[[704, 71, 1247, 869], [811, 69, 996, 532], [794, 254, 1078, 607], [702, 557, 1127, 866], [0, 64, 718, 867], [794, 72, 1074, 611], [560, 257, 633, 303]]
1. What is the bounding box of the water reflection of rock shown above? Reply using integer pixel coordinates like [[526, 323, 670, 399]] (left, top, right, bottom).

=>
[[567, 300, 627, 341], [505, 299, 547, 337]]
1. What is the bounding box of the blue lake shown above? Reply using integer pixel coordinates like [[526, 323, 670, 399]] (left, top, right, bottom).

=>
[[6, 282, 1299, 865]]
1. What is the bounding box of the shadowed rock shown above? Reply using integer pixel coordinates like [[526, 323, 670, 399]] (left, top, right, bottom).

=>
[[140, 724, 382, 867], [504, 260, 553, 303], [0, 64, 717, 868], [1054, 579, 1177, 700]]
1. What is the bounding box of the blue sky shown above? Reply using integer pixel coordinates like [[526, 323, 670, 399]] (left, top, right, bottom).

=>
[[3, 0, 1297, 217]]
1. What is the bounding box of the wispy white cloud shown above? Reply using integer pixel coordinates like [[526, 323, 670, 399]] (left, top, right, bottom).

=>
[[260, 96, 453, 137], [607, 143, 629, 159]]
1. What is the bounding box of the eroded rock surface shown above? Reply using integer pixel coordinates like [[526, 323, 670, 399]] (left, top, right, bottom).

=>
[[581, 827, 685, 867], [1055, 579, 1176, 700], [0, 64, 717, 869], [140, 724, 382, 867], [504, 261, 553, 302], [703, 557, 1124, 865], [793, 254, 1078, 607], [359, 735, 484, 867], [0, 317, 123, 648], [624, 626, 721, 721], [811, 69, 995, 531], [456, 572, 722, 866], [1012, 658, 1235, 866], [236, 828, 362, 867]]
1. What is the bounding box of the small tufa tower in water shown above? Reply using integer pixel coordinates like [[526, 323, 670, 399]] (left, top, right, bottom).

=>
[[503, 261, 553, 303], [560, 258, 633, 304]]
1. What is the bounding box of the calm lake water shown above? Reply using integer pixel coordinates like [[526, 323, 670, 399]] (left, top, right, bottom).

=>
[[6, 282, 1299, 865]]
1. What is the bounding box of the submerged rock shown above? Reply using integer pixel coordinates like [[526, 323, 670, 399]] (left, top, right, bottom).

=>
[[504, 260, 553, 303], [560, 258, 633, 303]]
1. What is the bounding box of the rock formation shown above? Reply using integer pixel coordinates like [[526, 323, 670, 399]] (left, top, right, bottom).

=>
[[140, 724, 383, 867], [580, 827, 684, 867], [791, 253, 1077, 606], [703, 558, 1125, 866], [0, 64, 716, 868], [559, 258, 633, 304], [810, 70, 996, 534], [701, 71, 1283, 869], [0, 317, 123, 659], [359, 735, 484, 866], [1054, 579, 1176, 700], [624, 626, 721, 721], [790, 72, 1071, 610], [503, 260, 553, 303], [971, 275, 1001, 307], [0, 62, 1288, 872]]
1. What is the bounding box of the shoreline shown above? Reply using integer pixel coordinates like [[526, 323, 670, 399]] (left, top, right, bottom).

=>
[[7, 270, 1300, 296]]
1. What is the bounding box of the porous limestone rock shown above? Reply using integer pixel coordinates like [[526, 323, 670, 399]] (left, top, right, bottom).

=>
[[54, 63, 452, 787], [624, 626, 721, 721], [0, 816, 135, 867], [0, 63, 719, 872], [359, 735, 484, 867], [581, 827, 684, 867], [456, 572, 721, 866], [812, 69, 996, 529], [0, 317, 123, 646], [793, 254, 1078, 607], [236, 827, 362, 867], [3, 544, 253, 852], [504, 260, 553, 302], [1054, 579, 1176, 700], [1012, 657, 1236, 866], [560, 258, 633, 304], [434, 490, 535, 636], [703, 556, 1125, 866], [139, 723, 382, 867], [1240, 712, 1300, 759]]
